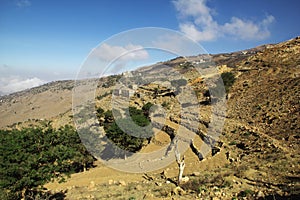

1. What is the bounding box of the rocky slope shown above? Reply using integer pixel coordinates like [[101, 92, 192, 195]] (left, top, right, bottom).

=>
[[1, 37, 299, 199]]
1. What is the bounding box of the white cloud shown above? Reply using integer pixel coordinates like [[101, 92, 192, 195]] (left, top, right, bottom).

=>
[[179, 23, 218, 42], [152, 33, 207, 56], [91, 43, 149, 62], [85, 43, 150, 77], [152, 34, 187, 53], [173, 0, 275, 42], [16, 0, 31, 7], [0, 76, 45, 95], [222, 15, 275, 40], [173, 0, 214, 26]]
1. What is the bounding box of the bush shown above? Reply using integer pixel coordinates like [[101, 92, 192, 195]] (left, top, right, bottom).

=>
[[208, 72, 235, 98], [96, 107, 105, 117], [238, 189, 254, 197], [142, 102, 154, 117], [161, 101, 170, 108], [221, 72, 235, 93], [96, 91, 111, 100]]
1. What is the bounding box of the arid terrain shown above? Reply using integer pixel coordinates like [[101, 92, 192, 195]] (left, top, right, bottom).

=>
[[1, 37, 299, 199]]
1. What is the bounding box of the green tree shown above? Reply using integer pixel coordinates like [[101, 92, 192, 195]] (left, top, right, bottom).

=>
[[221, 72, 235, 93], [0, 125, 95, 199], [102, 105, 154, 157], [142, 102, 154, 117]]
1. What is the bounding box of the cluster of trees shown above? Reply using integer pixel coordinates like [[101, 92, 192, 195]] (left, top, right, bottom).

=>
[[0, 125, 95, 200], [96, 103, 154, 157]]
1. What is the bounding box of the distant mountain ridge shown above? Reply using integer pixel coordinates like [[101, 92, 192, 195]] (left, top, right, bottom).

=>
[[0, 36, 299, 129], [0, 39, 270, 99]]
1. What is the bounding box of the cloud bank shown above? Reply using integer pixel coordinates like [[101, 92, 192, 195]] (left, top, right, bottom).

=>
[[91, 43, 149, 62], [0, 76, 45, 96], [173, 0, 275, 42]]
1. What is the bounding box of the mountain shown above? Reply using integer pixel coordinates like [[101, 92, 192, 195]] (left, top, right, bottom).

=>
[[1, 37, 299, 199]]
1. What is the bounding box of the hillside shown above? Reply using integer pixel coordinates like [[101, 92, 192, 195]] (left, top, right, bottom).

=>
[[1, 37, 299, 199]]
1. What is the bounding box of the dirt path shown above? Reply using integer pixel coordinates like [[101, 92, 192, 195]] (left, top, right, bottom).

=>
[[45, 160, 143, 191]]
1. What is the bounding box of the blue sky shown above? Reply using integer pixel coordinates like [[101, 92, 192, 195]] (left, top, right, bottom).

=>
[[0, 0, 299, 95]]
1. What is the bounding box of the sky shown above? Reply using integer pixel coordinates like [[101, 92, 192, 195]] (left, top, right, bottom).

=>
[[0, 0, 299, 95]]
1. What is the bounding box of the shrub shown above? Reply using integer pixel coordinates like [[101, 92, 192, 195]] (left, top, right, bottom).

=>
[[96, 107, 105, 118], [221, 72, 235, 93], [142, 102, 154, 117], [161, 101, 169, 108], [96, 91, 111, 100], [238, 189, 254, 197]]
